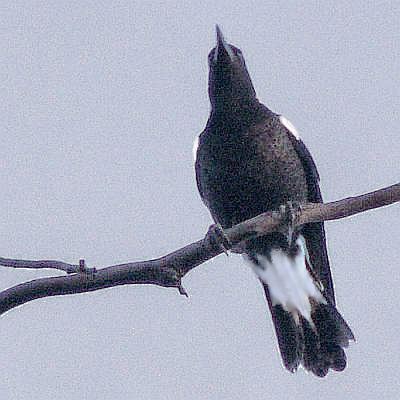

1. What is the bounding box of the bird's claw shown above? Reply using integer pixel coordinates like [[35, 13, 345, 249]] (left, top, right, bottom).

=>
[[76, 259, 97, 279], [206, 224, 231, 255], [279, 201, 302, 248]]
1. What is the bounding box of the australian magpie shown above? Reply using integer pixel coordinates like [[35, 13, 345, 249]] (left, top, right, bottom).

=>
[[194, 26, 354, 377]]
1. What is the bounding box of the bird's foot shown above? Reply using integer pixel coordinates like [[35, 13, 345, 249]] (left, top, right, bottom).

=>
[[76, 259, 97, 278], [279, 201, 302, 249], [206, 224, 232, 255]]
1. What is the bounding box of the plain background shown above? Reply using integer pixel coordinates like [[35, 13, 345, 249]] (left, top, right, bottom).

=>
[[1, 1, 399, 399]]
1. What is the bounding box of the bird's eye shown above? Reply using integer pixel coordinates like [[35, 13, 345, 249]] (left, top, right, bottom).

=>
[[236, 49, 244, 62]]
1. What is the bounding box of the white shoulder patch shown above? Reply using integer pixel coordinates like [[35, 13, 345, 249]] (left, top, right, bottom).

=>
[[192, 136, 199, 161], [279, 115, 300, 140]]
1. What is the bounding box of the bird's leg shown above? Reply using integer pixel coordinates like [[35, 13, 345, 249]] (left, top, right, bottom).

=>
[[205, 224, 232, 255], [279, 201, 302, 251]]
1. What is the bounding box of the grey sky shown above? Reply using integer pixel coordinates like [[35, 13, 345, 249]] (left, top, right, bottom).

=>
[[0, 1, 399, 399]]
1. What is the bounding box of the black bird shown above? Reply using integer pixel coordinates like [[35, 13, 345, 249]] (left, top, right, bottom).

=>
[[194, 26, 354, 377]]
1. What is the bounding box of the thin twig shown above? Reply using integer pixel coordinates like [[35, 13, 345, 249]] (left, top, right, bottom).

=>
[[0, 258, 79, 274]]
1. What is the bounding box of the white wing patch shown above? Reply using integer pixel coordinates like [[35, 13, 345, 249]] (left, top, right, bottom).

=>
[[251, 235, 325, 324], [279, 115, 300, 140], [192, 136, 199, 161]]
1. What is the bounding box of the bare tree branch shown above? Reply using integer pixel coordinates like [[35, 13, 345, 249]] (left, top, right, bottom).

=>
[[0, 182, 398, 317], [226, 182, 400, 244], [0, 258, 80, 274]]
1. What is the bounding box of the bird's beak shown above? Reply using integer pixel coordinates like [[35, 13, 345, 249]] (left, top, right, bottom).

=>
[[214, 25, 234, 63]]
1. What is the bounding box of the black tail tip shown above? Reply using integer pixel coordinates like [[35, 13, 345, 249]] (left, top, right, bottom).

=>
[[268, 297, 354, 377], [313, 366, 329, 378], [332, 356, 347, 372], [307, 345, 347, 377], [303, 302, 354, 377]]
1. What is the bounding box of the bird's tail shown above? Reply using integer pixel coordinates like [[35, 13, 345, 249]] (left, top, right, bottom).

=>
[[249, 235, 354, 377], [266, 289, 354, 377]]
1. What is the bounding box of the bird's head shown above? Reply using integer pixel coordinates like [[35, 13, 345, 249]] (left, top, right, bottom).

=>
[[208, 26, 257, 112]]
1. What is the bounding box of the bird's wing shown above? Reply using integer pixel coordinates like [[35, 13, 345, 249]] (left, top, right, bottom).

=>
[[194, 133, 210, 209], [281, 116, 335, 304], [194, 130, 221, 226]]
